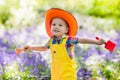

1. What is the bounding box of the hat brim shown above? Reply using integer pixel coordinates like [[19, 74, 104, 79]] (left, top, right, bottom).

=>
[[45, 8, 78, 37]]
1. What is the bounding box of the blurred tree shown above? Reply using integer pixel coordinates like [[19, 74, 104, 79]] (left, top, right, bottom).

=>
[[0, 5, 11, 24]]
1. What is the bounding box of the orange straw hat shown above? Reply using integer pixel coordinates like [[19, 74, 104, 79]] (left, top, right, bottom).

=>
[[45, 8, 78, 37]]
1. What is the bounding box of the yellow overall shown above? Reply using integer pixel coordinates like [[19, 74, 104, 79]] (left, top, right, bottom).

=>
[[50, 36, 77, 80]]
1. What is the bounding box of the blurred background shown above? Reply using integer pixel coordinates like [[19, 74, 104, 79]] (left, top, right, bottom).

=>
[[0, 0, 120, 80]]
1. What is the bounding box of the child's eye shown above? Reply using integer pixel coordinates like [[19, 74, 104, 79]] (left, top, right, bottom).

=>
[[59, 24, 63, 26], [52, 24, 56, 26]]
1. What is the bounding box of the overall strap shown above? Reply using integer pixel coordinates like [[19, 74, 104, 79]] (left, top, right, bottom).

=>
[[61, 36, 68, 45], [49, 36, 68, 45], [49, 37, 53, 45]]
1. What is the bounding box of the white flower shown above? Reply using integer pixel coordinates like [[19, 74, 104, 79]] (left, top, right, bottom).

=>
[[85, 54, 105, 71]]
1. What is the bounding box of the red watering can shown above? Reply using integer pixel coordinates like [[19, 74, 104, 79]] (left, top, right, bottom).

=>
[[96, 37, 116, 52]]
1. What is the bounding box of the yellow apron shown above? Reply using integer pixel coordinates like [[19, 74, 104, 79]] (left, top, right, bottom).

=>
[[50, 36, 77, 80]]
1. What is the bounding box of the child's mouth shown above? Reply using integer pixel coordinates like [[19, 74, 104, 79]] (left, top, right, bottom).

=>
[[53, 30, 60, 32]]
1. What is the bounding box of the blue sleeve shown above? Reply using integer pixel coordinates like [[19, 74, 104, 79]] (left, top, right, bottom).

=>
[[45, 39, 51, 49], [67, 36, 79, 46]]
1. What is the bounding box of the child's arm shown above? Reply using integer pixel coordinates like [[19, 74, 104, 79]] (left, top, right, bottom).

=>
[[24, 45, 48, 51], [78, 38, 105, 45]]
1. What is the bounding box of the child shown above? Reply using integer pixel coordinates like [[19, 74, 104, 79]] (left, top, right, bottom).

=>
[[21, 8, 105, 80]]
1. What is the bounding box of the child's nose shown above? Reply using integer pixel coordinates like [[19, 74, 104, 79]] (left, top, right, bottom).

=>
[[55, 25, 59, 28]]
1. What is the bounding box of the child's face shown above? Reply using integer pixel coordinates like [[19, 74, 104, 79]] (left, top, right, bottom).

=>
[[51, 18, 68, 38]]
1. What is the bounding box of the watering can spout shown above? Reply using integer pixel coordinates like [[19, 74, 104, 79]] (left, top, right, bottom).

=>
[[15, 48, 26, 55], [15, 48, 22, 55]]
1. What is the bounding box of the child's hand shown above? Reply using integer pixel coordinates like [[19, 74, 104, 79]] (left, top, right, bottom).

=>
[[15, 45, 32, 55], [97, 39, 106, 45], [24, 45, 31, 51]]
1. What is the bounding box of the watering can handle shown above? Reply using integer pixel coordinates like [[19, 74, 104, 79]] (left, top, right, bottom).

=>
[[96, 36, 100, 40]]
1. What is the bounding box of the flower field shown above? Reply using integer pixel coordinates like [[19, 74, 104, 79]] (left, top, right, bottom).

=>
[[0, 20, 120, 79], [0, 0, 120, 80]]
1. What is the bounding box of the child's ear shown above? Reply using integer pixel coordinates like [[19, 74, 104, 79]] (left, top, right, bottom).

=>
[[65, 27, 69, 34]]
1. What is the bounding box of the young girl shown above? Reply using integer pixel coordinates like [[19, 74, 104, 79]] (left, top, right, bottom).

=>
[[18, 8, 105, 80]]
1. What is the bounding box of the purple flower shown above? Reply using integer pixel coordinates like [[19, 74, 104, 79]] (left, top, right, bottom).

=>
[[77, 68, 92, 79]]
